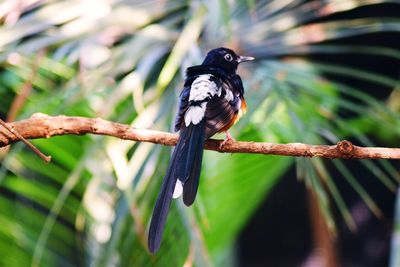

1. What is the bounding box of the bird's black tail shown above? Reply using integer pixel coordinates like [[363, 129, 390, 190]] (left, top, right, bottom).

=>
[[148, 120, 205, 253]]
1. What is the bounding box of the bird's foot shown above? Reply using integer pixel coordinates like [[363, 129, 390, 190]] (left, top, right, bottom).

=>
[[219, 131, 235, 149]]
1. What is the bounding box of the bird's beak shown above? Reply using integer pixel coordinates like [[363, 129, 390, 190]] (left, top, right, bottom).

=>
[[237, 55, 255, 63]]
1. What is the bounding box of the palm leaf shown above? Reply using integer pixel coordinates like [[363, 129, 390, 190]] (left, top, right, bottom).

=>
[[0, 0, 399, 266]]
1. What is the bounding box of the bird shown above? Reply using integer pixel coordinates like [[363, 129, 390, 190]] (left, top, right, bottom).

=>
[[148, 47, 254, 253]]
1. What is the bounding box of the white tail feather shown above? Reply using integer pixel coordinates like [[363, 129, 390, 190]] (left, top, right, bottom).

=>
[[173, 180, 183, 198]]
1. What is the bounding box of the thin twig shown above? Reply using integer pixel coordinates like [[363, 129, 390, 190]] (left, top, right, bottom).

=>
[[7, 49, 45, 122], [0, 113, 399, 160], [0, 118, 51, 163]]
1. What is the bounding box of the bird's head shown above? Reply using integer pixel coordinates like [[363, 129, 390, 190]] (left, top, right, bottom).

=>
[[201, 47, 254, 72]]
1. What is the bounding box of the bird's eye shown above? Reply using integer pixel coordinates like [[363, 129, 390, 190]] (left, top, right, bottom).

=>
[[224, 54, 233, 62]]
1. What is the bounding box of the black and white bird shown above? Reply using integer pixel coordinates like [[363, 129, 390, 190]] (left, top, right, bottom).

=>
[[148, 47, 254, 253]]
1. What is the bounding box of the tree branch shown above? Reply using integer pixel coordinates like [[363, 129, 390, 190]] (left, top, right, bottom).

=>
[[1, 113, 400, 160], [0, 118, 51, 162]]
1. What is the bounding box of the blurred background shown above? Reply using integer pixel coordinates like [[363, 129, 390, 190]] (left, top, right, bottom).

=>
[[0, 0, 399, 266]]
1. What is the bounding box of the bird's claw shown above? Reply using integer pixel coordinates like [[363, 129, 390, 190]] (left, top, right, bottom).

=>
[[219, 131, 235, 149]]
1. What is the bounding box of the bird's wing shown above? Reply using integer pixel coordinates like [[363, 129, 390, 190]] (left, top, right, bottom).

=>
[[177, 69, 245, 137], [204, 81, 243, 138]]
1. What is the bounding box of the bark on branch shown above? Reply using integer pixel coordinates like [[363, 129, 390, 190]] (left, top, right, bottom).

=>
[[1, 113, 400, 160]]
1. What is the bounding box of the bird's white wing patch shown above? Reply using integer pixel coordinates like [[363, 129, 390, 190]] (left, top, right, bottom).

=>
[[173, 180, 183, 198], [184, 75, 220, 126], [185, 102, 206, 126], [189, 74, 220, 102]]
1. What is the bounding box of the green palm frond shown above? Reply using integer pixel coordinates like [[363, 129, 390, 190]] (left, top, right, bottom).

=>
[[0, 0, 399, 266]]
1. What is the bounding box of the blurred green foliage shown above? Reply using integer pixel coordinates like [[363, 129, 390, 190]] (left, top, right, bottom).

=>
[[0, 0, 399, 266]]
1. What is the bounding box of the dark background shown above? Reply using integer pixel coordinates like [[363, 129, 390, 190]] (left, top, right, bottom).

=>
[[239, 3, 400, 266]]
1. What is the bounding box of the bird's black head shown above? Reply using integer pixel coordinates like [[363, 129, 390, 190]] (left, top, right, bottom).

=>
[[201, 47, 254, 73]]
